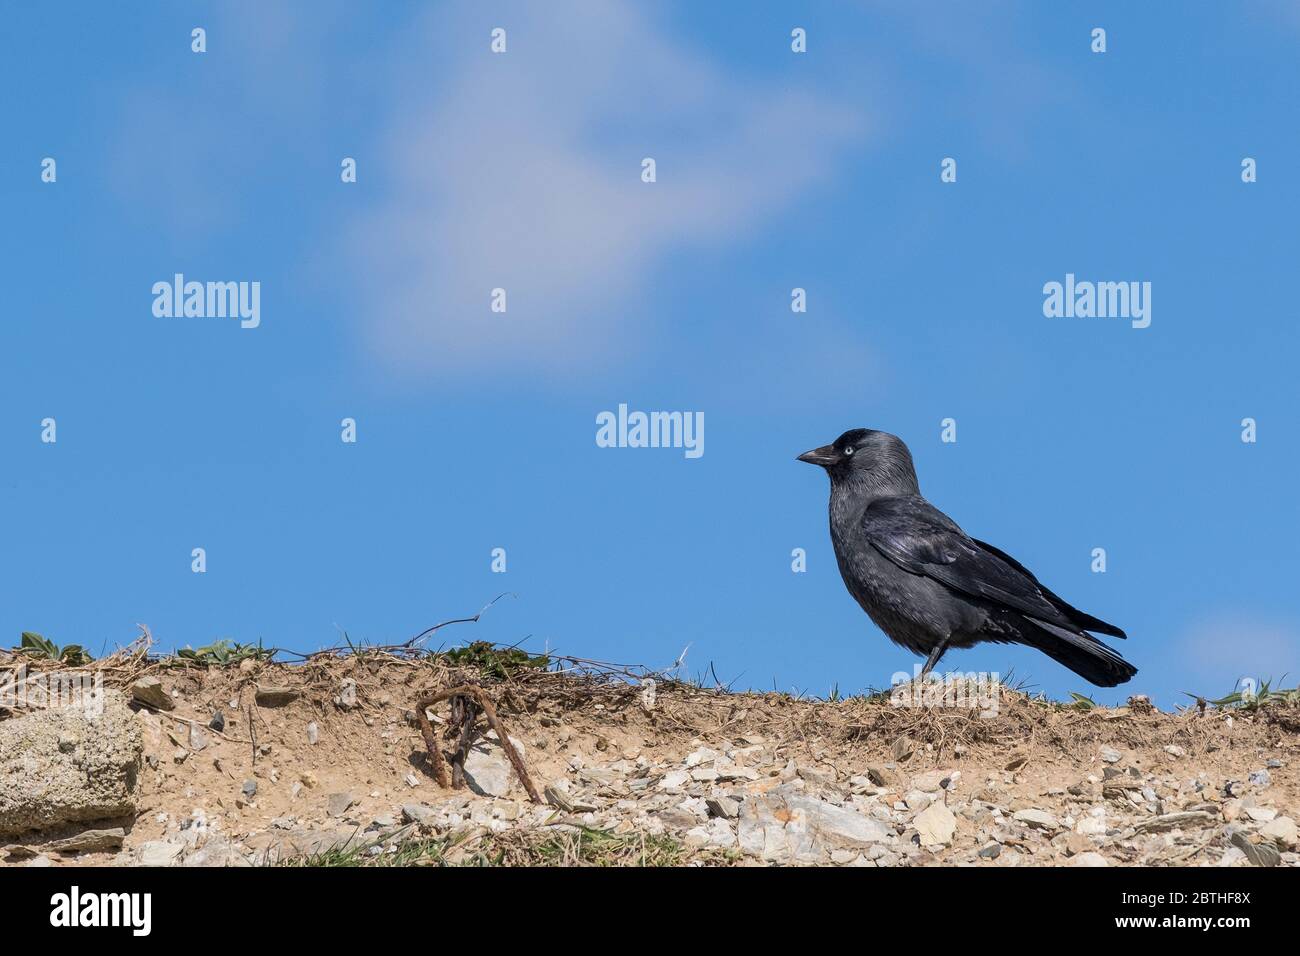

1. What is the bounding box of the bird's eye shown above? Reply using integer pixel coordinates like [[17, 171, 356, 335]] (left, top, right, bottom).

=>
[[843, 446, 855, 457]]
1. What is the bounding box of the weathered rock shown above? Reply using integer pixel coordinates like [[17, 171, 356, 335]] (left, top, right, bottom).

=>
[[867, 765, 902, 788], [130, 677, 174, 711], [658, 769, 691, 791], [1013, 808, 1060, 831], [1248, 769, 1271, 788], [188, 725, 208, 752], [47, 826, 127, 855], [136, 840, 184, 867], [244, 828, 357, 862], [401, 804, 439, 827], [463, 734, 527, 797], [904, 790, 933, 811], [1099, 747, 1122, 764], [914, 802, 957, 846], [334, 678, 358, 710], [1132, 811, 1215, 834], [254, 684, 299, 707], [706, 797, 741, 820], [326, 791, 357, 817], [182, 837, 252, 867], [1230, 830, 1280, 867], [0, 692, 142, 838], [910, 769, 951, 793], [1070, 851, 1109, 867], [306, 722, 319, 745], [738, 785, 893, 863], [1259, 816, 1297, 849]]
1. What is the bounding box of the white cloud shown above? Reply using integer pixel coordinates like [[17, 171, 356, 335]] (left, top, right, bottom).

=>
[[348, 2, 868, 377]]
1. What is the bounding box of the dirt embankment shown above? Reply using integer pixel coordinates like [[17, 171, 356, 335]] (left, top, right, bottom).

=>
[[2, 648, 1298, 867]]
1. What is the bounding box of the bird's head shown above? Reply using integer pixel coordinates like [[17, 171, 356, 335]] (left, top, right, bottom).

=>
[[797, 428, 920, 495]]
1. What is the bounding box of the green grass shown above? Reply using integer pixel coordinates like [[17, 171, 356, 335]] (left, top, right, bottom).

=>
[[528, 826, 687, 867], [278, 826, 688, 867]]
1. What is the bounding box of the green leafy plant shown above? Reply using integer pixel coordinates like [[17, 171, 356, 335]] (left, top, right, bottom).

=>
[[174, 638, 272, 667], [14, 632, 94, 666], [1197, 677, 1298, 712], [434, 641, 549, 680]]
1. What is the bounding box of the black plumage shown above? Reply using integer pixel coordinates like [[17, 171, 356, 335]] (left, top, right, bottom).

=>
[[798, 428, 1136, 687]]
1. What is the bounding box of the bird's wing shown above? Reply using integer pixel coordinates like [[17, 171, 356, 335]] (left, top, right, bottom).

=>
[[971, 536, 1126, 638], [861, 496, 1077, 630]]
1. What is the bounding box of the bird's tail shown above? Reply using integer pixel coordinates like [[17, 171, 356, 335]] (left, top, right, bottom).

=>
[[1018, 617, 1137, 688]]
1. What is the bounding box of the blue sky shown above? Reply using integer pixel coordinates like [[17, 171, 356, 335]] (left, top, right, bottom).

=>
[[2, 2, 1297, 707]]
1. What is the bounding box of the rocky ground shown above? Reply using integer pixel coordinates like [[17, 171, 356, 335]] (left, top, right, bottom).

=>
[[2, 648, 1298, 867]]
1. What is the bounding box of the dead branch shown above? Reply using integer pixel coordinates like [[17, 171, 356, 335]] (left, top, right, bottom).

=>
[[415, 684, 543, 804]]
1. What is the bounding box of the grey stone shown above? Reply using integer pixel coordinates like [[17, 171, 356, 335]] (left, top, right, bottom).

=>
[[130, 677, 174, 711], [401, 804, 439, 827], [904, 790, 933, 811], [0, 691, 142, 838], [327, 792, 357, 817], [242, 779, 258, 799], [182, 838, 252, 867], [1230, 830, 1281, 867], [867, 765, 902, 788], [47, 826, 127, 855], [462, 734, 526, 798], [335, 678, 358, 710], [910, 770, 950, 793], [1099, 747, 1122, 764], [1070, 851, 1109, 867], [244, 828, 358, 862], [1248, 769, 1272, 788], [1259, 816, 1297, 849], [706, 797, 741, 820], [188, 725, 208, 752], [306, 722, 319, 745], [914, 802, 958, 846], [208, 710, 225, 733], [1132, 810, 1215, 833], [136, 840, 184, 866], [738, 785, 894, 863], [254, 685, 299, 707], [657, 769, 691, 791], [1012, 808, 1060, 831]]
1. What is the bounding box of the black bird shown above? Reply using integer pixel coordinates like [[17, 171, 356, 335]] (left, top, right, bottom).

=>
[[798, 428, 1136, 687]]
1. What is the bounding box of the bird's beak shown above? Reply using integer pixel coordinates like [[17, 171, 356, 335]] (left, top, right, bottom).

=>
[[797, 445, 839, 467]]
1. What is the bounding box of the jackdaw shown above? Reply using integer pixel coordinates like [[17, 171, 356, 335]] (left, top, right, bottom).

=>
[[798, 428, 1136, 687]]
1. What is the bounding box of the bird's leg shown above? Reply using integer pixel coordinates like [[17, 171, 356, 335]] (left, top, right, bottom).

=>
[[919, 638, 950, 680]]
